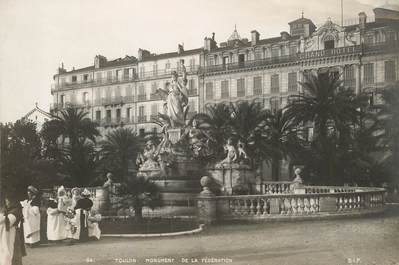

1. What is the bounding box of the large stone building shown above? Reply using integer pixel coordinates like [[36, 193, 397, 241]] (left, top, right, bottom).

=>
[[51, 4, 399, 180]]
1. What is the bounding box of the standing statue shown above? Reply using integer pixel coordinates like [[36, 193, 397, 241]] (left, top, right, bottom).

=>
[[156, 60, 189, 128], [237, 140, 249, 163], [220, 138, 238, 164]]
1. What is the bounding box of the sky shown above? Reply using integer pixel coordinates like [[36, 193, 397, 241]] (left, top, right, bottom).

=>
[[0, 0, 392, 122]]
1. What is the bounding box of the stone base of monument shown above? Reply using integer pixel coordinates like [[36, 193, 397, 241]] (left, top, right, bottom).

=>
[[207, 163, 256, 195], [137, 154, 205, 217]]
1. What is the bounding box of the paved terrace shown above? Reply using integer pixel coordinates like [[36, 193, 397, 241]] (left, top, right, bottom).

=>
[[25, 205, 399, 265]]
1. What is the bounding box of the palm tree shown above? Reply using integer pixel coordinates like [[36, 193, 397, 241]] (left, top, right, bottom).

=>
[[191, 103, 232, 159], [99, 128, 139, 182], [285, 71, 368, 182], [263, 109, 305, 181], [41, 108, 100, 186], [229, 101, 269, 167]]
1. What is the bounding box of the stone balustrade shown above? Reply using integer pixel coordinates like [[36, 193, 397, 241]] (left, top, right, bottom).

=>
[[254, 181, 294, 194], [197, 185, 385, 223]]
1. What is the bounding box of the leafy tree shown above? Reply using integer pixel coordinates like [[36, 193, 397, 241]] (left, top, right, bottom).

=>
[[0, 120, 52, 199], [375, 85, 399, 185], [99, 128, 140, 183]]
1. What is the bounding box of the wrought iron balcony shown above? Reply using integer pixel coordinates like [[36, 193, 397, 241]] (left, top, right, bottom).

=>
[[138, 65, 200, 80], [150, 93, 161, 100], [123, 96, 134, 103], [52, 75, 137, 91], [137, 94, 147, 102], [137, 116, 147, 123], [363, 40, 399, 54], [204, 55, 298, 74]]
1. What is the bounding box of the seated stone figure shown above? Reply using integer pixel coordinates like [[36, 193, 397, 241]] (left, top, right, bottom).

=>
[[136, 140, 160, 170], [220, 138, 238, 165]]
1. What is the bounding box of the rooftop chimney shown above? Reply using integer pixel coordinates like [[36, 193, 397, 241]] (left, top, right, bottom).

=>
[[358, 12, 367, 30], [204, 34, 217, 52], [251, 30, 260, 45], [138, 49, 151, 61], [94, 55, 107, 69], [178, 44, 184, 54]]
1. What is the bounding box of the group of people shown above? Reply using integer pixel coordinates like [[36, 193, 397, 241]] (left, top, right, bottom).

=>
[[0, 185, 102, 265]]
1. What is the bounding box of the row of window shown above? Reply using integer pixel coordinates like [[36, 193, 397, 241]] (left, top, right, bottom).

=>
[[364, 30, 397, 45], [60, 60, 396, 105], [205, 73, 299, 100], [364, 61, 397, 85], [64, 60, 198, 83], [137, 79, 197, 96], [207, 45, 298, 66], [138, 58, 196, 78], [137, 100, 197, 117]]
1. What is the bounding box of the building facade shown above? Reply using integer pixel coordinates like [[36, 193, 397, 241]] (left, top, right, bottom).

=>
[[51, 5, 399, 179]]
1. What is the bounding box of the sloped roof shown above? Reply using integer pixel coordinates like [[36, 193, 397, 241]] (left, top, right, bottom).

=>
[[22, 104, 52, 121], [288, 17, 315, 25], [60, 56, 138, 75], [139, 48, 203, 62], [228, 28, 241, 41]]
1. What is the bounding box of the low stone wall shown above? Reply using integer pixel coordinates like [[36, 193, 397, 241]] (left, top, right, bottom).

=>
[[197, 185, 386, 224]]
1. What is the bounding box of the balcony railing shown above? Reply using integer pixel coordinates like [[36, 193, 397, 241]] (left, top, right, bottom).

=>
[[138, 65, 200, 80], [205, 55, 298, 73], [137, 116, 147, 123], [363, 40, 399, 54], [137, 94, 147, 102], [298, 45, 362, 60], [150, 93, 161, 101], [204, 45, 375, 74], [52, 75, 137, 91]]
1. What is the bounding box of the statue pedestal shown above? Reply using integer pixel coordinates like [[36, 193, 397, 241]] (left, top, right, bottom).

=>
[[207, 163, 256, 195], [167, 128, 182, 144]]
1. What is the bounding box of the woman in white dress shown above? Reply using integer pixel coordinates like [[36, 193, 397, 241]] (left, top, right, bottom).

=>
[[21, 186, 41, 246], [88, 210, 102, 240], [46, 198, 66, 242], [0, 194, 26, 265]]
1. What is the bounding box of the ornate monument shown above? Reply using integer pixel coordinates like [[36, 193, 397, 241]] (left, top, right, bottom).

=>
[[135, 60, 207, 216]]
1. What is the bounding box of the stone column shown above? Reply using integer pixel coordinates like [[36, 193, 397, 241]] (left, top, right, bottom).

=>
[[197, 176, 217, 224]]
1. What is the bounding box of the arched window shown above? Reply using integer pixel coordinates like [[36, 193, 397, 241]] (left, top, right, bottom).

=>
[[324, 35, 335, 49]]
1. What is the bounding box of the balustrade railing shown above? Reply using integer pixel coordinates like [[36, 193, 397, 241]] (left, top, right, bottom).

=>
[[213, 187, 385, 220], [138, 65, 200, 80], [255, 181, 293, 194], [52, 75, 136, 91]]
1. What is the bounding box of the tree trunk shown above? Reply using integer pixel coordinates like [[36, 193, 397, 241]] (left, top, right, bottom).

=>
[[271, 158, 280, 181]]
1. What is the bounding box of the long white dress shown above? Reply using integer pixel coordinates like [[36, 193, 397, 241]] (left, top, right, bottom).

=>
[[21, 200, 41, 244], [88, 213, 102, 240], [46, 208, 67, 241], [0, 214, 17, 265]]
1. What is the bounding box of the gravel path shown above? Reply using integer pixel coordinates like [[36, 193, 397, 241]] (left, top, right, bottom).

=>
[[24, 205, 399, 265]]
